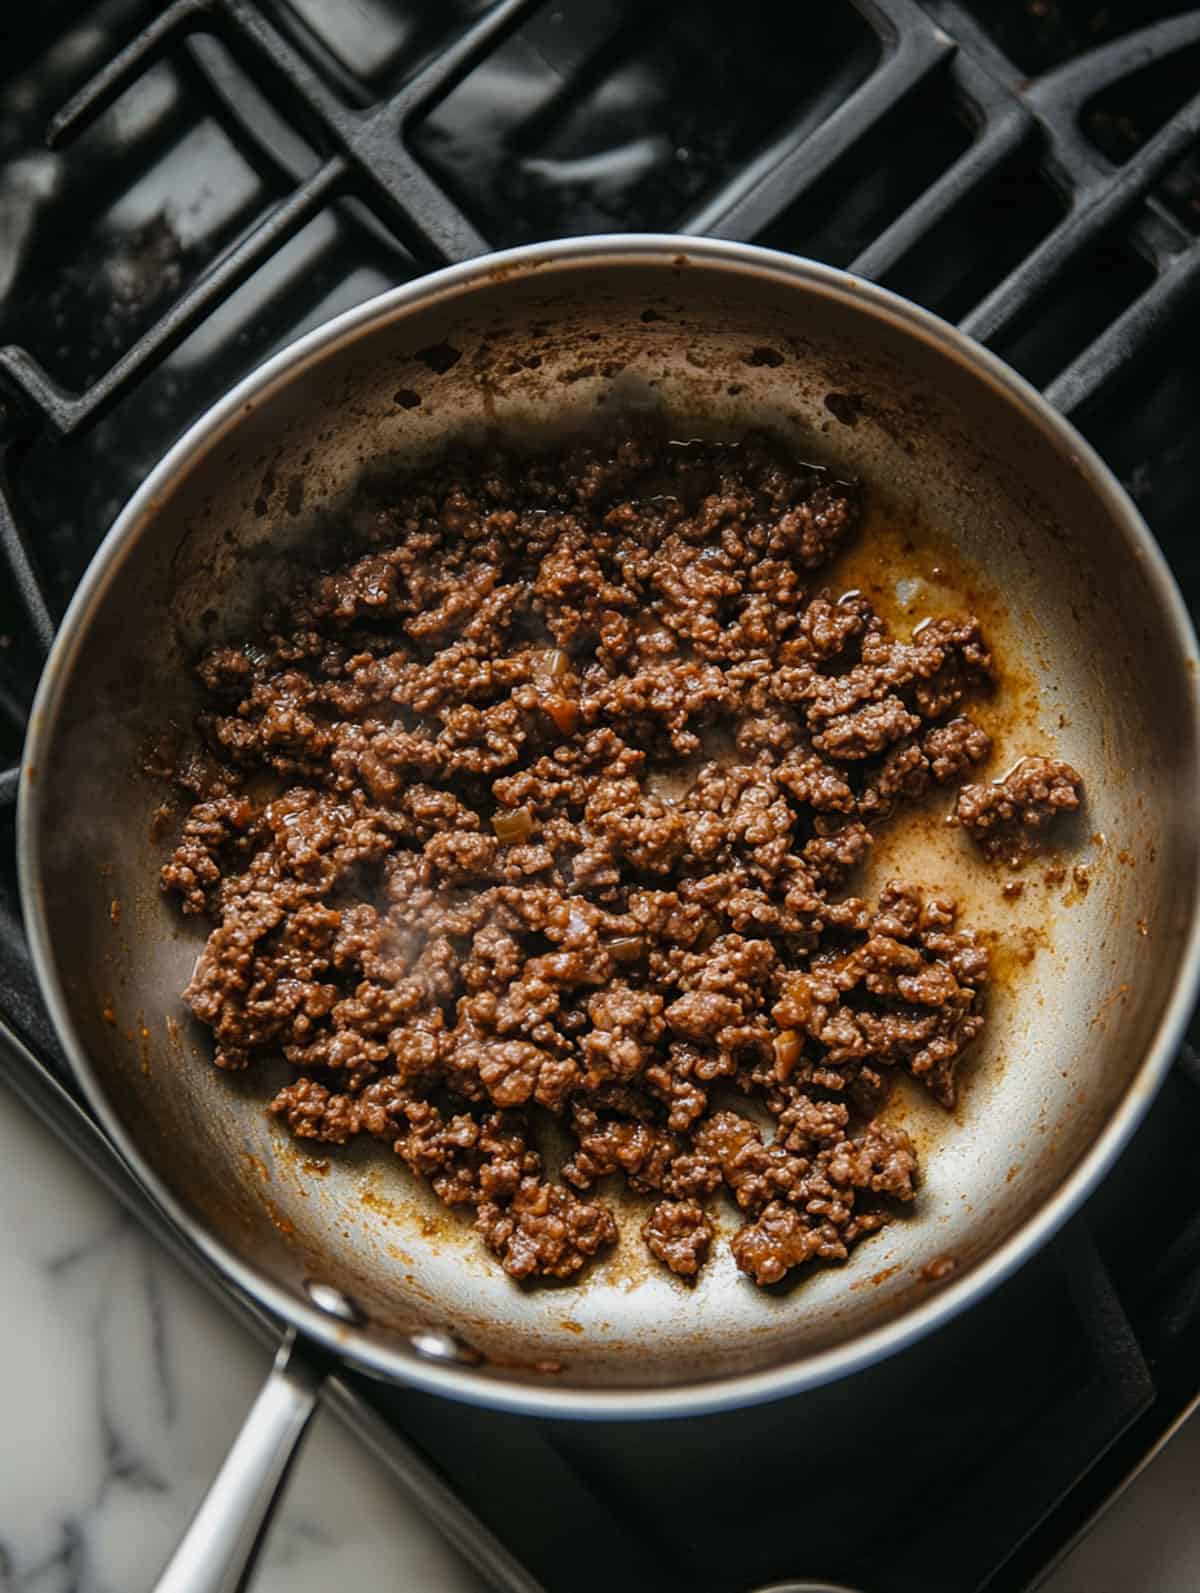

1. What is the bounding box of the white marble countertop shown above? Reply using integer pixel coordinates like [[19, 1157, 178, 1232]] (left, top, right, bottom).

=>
[[3, 1078, 1198, 1593]]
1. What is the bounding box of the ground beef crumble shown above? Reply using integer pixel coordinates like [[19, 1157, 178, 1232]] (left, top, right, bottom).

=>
[[643, 1199, 714, 1277], [955, 755, 1084, 867], [161, 427, 1080, 1288]]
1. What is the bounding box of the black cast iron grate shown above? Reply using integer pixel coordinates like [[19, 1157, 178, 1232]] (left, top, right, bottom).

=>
[[2, 6, 1200, 1592], [3, 0, 1200, 770]]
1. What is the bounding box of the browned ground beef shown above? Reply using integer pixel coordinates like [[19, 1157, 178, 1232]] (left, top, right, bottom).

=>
[[955, 756, 1083, 867], [161, 427, 1077, 1288], [643, 1198, 714, 1277]]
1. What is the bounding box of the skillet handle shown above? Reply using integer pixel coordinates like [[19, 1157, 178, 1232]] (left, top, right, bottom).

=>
[[154, 1329, 331, 1593]]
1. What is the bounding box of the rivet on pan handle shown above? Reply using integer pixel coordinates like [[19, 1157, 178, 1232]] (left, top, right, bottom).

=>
[[303, 1277, 367, 1324], [410, 1326, 484, 1366]]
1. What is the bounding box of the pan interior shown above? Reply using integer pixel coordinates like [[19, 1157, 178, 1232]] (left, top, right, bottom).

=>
[[25, 248, 1199, 1398]]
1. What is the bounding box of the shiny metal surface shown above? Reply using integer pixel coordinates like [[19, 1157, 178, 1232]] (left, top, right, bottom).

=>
[[18, 236, 1200, 1419], [153, 1331, 327, 1593], [747, 1583, 866, 1593]]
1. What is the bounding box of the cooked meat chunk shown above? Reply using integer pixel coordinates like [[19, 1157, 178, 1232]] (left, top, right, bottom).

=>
[[643, 1200, 714, 1277], [812, 695, 921, 760], [923, 716, 991, 783], [732, 1201, 847, 1285], [160, 424, 1081, 1287], [161, 794, 256, 913], [773, 882, 989, 1109], [956, 756, 1083, 866], [476, 1179, 617, 1281], [269, 1077, 361, 1144]]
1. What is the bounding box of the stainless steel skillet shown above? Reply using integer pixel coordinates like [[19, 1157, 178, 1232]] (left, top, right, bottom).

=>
[[18, 236, 1200, 1589]]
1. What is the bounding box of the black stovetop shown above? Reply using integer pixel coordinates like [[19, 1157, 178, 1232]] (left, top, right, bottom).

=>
[[3, 5, 1200, 1591]]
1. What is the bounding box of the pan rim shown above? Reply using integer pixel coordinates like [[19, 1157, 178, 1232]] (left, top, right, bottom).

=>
[[18, 233, 1200, 1419]]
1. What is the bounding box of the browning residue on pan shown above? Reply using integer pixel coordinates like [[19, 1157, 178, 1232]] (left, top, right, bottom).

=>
[[156, 424, 1085, 1290]]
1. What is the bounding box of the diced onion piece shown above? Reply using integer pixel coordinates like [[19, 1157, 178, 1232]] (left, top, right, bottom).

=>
[[607, 935, 644, 963], [542, 648, 570, 680], [543, 697, 580, 734], [774, 1029, 803, 1073], [492, 806, 533, 843]]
